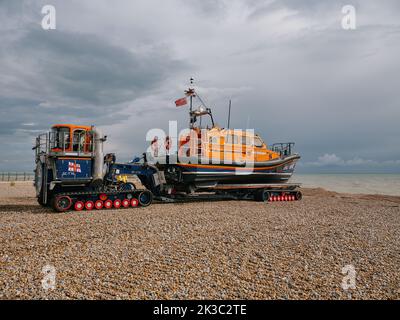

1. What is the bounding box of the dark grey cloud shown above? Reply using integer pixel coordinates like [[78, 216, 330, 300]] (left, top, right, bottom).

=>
[[17, 29, 180, 106], [0, 13, 185, 136], [0, 1, 188, 170], [0, 0, 400, 173]]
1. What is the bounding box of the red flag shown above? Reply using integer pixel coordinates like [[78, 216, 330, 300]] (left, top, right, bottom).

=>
[[175, 97, 187, 107]]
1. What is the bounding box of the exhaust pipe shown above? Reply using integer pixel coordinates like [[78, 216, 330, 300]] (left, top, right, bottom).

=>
[[92, 126, 106, 187]]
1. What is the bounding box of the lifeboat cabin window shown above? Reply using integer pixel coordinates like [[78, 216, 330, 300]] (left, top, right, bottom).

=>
[[209, 136, 220, 147], [225, 135, 238, 144], [51, 126, 70, 151], [254, 137, 264, 148]]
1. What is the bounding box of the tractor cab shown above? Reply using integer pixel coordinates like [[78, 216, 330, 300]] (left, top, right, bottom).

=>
[[33, 124, 97, 195], [50, 124, 93, 155]]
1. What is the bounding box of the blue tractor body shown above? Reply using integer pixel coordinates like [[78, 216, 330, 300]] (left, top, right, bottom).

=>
[[33, 125, 157, 211], [55, 158, 93, 181]]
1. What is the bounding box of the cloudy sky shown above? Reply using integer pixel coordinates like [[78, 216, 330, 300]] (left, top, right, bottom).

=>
[[0, 0, 399, 173]]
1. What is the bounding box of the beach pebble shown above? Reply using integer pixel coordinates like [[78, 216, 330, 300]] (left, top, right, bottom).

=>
[[0, 182, 399, 299]]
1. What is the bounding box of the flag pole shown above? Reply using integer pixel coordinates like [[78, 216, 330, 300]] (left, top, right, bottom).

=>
[[190, 94, 193, 128], [190, 77, 194, 112], [189, 77, 194, 128]]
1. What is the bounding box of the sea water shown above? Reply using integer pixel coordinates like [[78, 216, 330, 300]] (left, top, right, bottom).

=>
[[291, 174, 400, 196]]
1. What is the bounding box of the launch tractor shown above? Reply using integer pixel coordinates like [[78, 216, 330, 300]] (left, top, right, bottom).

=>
[[33, 124, 159, 212]]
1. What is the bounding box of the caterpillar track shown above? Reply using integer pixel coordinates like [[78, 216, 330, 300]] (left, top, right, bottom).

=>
[[155, 188, 302, 203], [51, 189, 153, 212]]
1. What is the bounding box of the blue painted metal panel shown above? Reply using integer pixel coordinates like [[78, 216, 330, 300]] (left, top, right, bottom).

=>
[[56, 159, 92, 180], [108, 163, 155, 176]]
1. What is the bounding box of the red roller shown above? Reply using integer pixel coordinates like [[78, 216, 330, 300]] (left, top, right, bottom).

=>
[[291, 195, 295, 201], [122, 199, 130, 208], [99, 194, 108, 201], [74, 201, 84, 211], [104, 199, 113, 209], [131, 199, 139, 207], [95, 200, 103, 210], [114, 199, 121, 209], [85, 201, 94, 211]]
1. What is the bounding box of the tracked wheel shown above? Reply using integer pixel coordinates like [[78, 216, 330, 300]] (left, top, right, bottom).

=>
[[255, 189, 270, 202], [85, 201, 94, 211], [95, 200, 104, 210], [52, 195, 73, 212], [131, 198, 139, 207], [104, 200, 113, 209], [122, 199, 130, 208], [74, 201, 84, 211], [138, 191, 153, 207], [113, 199, 122, 209]]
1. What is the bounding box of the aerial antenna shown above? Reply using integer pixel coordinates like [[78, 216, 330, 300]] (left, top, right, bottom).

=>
[[227, 99, 232, 129], [246, 115, 250, 129]]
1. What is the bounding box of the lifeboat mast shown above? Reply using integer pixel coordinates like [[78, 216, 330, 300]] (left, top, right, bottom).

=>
[[186, 78, 215, 129]]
